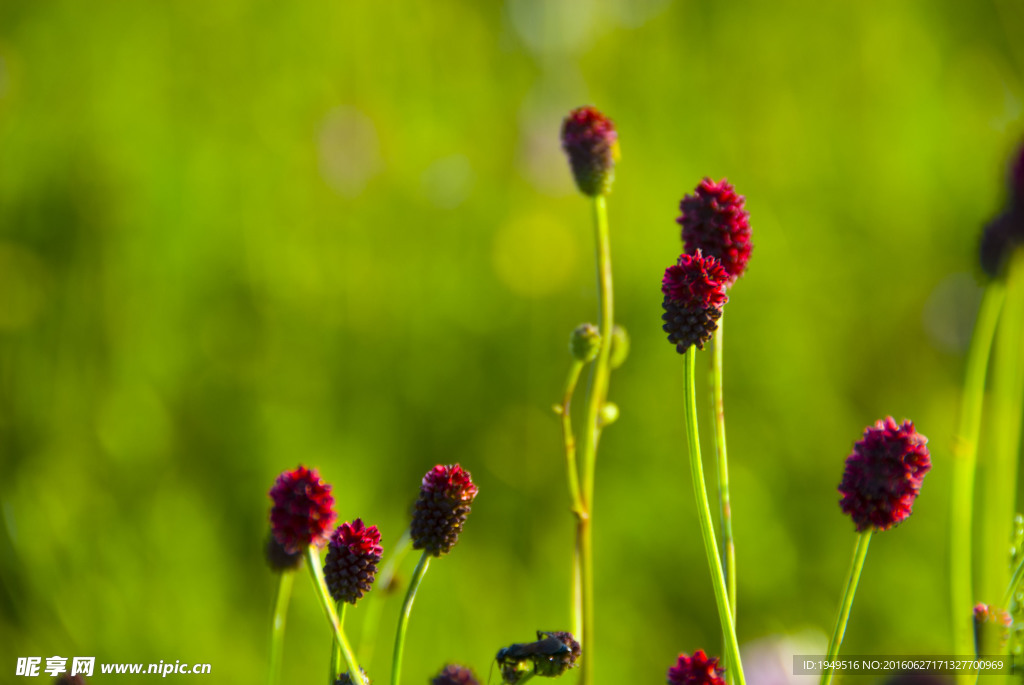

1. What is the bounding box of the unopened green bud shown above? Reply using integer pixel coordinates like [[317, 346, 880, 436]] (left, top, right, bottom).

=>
[[569, 323, 601, 363], [600, 402, 619, 427], [609, 325, 629, 369]]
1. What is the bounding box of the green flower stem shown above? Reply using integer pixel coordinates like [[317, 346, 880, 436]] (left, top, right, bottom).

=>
[[711, 313, 737, 622], [951, 282, 1005, 671], [391, 551, 431, 685], [269, 569, 295, 685], [559, 359, 586, 517], [358, 530, 412, 667], [516, 673, 536, 685], [305, 547, 367, 685], [557, 359, 586, 639], [981, 249, 1024, 605], [820, 531, 873, 685], [328, 602, 347, 684], [577, 193, 615, 685], [683, 347, 745, 685]]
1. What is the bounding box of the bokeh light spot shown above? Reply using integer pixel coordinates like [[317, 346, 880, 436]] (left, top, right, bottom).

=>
[[492, 212, 577, 297]]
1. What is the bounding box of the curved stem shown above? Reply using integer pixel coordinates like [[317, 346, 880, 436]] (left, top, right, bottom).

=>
[[711, 314, 737, 622], [358, 530, 412, 667], [820, 531, 873, 685], [683, 347, 745, 685], [269, 569, 295, 685], [577, 194, 614, 685], [305, 547, 367, 685], [981, 249, 1024, 605], [951, 283, 1005, 673], [558, 359, 586, 639], [560, 360, 586, 516], [391, 551, 431, 685]]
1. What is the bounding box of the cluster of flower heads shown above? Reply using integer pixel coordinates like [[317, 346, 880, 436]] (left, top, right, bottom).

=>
[[561, 106, 619, 197], [979, 142, 1024, 278], [667, 650, 726, 685], [660, 176, 752, 354], [838, 418, 931, 532]]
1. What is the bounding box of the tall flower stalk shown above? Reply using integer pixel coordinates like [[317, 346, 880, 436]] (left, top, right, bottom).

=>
[[980, 248, 1024, 605], [560, 105, 620, 685], [662, 251, 744, 685], [822, 418, 931, 685], [392, 464, 478, 685], [950, 281, 1005, 665]]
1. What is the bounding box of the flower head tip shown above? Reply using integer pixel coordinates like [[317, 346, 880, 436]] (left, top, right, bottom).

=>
[[561, 106, 619, 197]]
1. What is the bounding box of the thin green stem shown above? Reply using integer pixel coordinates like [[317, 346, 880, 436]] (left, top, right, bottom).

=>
[[391, 551, 431, 685], [269, 569, 295, 685], [951, 282, 1005, 673], [305, 547, 367, 685], [558, 359, 586, 639], [329, 602, 347, 684], [820, 531, 873, 685], [1002, 552, 1024, 609], [560, 360, 586, 516], [683, 347, 745, 685], [516, 673, 536, 685], [981, 249, 1024, 605], [358, 530, 412, 667], [711, 314, 737, 622], [577, 193, 614, 685]]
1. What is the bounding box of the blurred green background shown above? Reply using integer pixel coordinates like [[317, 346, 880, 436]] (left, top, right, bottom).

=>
[[1, 1, 1023, 682]]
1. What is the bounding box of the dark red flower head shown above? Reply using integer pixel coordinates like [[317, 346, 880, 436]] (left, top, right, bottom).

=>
[[432, 664, 481, 685], [324, 518, 383, 604], [667, 650, 726, 685], [678, 178, 752, 286], [533, 631, 581, 677], [561, 106, 619, 197], [838, 418, 931, 532], [661, 250, 729, 354], [411, 464, 479, 556], [269, 465, 337, 554]]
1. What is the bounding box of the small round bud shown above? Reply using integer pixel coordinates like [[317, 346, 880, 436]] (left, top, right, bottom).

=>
[[569, 323, 601, 363], [599, 402, 619, 427], [609, 325, 629, 369], [561, 106, 619, 197], [973, 603, 1011, 654]]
